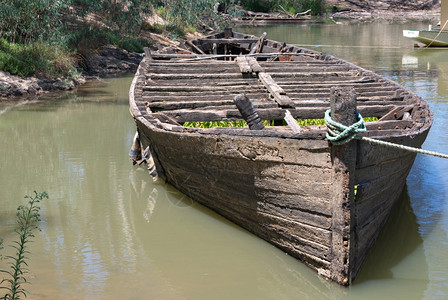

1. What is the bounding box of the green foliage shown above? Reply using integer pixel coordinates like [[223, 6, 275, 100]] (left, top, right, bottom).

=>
[[296, 0, 325, 15], [239, 0, 271, 12], [71, 0, 152, 35], [108, 35, 150, 54], [0, 0, 153, 77], [158, 0, 217, 29], [239, 0, 325, 15], [183, 116, 379, 129], [296, 116, 378, 126], [0, 39, 76, 78], [0, 0, 153, 45], [0, 0, 68, 44], [184, 120, 248, 128], [0, 191, 48, 300]]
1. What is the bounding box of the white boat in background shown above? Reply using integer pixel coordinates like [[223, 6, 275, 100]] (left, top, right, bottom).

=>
[[403, 0, 448, 47], [403, 29, 448, 47]]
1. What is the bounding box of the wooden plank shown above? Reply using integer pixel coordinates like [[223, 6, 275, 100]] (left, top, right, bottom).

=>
[[259, 61, 350, 67], [141, 89, 266, 98], [186, 40, 206, 54], [281, 85, 399, 94], [235, 56, 251, 73], [142, 85, 262, 92], [278, 81, 381, 88], [288, 91, 397, 99], [284, 110, 303, 133], [379, 105, 415, 121], [269, 77, 376, 84], [147, 66, 239, 75], [199, 38, 259, 44], [146, 100, 277, 111], [146, 71, 361, 80], [161, 161, 335, 258], [147, 73, 244, 80], [150, 78, 260, 86], [258, 72, 295, 108], [269, 71, 359, 78], [356, 132, 425, 169], [143, 47, 153, 61], [249, 32, 267, 54], [142, 93, 270, 102], [148, 61, 231, 67], [329, 86, 357, 285], [259, 72, 285, 94], [261, 65, 351, 73], [247, 57, 264, 73]]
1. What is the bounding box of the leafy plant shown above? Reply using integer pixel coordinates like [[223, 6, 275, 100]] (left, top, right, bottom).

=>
[[159, 0, 218, 29], [184, 120, 248, 128], [0, 0, 68, 45], [239, 0, 325, 15], [183, 116, 378, 128], [0, 38, 76, 78], [0, 191, 48, 300]]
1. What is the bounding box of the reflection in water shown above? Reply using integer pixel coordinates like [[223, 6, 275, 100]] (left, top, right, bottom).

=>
[[402, 48, 448, 97], [354, 188, 428, 293], [1, 23, 448, 299]]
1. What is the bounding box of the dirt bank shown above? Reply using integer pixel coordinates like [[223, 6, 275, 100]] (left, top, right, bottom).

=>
[[326, 0, 440, 12], [327, 0, 440, 22], [331, 10, 439, 23], [0, 32, 186, 100], [0, 1, 443, 101]]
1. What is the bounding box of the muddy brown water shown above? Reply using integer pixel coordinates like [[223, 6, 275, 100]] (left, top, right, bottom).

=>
[[0, 22, 447, 299]]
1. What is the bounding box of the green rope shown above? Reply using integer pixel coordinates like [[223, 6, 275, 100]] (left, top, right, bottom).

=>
[[324, 109, 366, 145], [324, 109, 448, 159]]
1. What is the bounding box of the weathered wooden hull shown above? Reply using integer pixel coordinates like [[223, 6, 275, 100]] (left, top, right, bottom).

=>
[[129, 30, 432, 285]]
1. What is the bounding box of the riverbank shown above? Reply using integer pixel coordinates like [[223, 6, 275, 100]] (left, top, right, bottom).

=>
[[0, 6, 441, 101], [331, 10, 439, 23], [0, 30, 189, 101], [0, 45, 147, 100], [327, 0, 439, 22]]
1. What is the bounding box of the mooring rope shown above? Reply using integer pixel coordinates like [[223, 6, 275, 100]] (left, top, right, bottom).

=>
[[324, 109, 448, 159], [324, 109, 366, 145]]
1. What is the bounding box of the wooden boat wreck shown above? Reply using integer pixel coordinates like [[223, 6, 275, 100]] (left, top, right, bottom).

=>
[[129, 29, 432, 285]]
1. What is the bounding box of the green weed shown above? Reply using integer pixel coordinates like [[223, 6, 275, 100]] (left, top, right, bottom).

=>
[[184, 120, 248, 128], [183, 117, 378, 128], [0, 191, 48, 300]]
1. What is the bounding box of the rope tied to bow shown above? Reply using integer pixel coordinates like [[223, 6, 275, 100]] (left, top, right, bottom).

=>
[[324, 109, 366, 146], [324, 109, 448, 159]]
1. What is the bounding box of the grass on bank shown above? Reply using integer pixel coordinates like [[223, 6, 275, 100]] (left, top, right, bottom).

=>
[[0, 27, 153, 79], [0, 39, 75, 78]]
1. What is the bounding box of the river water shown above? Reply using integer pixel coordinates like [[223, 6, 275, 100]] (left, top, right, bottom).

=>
[[0, 22, 447, 299]]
